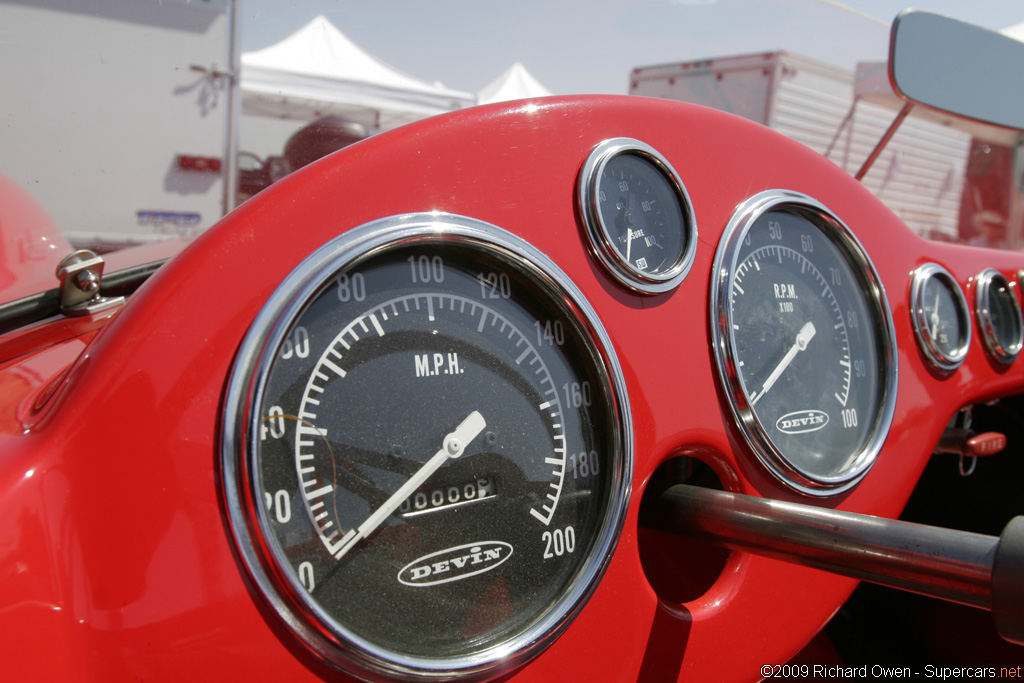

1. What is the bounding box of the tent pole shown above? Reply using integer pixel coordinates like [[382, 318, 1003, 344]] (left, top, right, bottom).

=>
[[222, 0, 241, 216]]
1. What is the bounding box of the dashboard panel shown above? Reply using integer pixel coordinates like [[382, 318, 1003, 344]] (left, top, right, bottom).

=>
[[2, 95, 1023, 680]]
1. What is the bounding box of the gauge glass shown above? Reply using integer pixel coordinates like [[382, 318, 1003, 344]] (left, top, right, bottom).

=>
[[975, 268, 1023, 365], [910, 263, 971, 371], [222, 215, 631, 680], [578, 138, 697, 294], [711, 191, 897, 496]]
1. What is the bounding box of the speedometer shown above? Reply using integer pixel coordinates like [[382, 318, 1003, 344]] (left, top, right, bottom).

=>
[[222, 214, 631, 680], [711, 191, 897, 496]]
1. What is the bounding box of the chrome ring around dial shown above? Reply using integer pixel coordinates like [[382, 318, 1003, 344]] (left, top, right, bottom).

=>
[[974, 267, 1023, 365], [910, 263, 971, 372], [578, 138, 697, 294], [221, 213, 632, 680], [711, 191, 898, 496]]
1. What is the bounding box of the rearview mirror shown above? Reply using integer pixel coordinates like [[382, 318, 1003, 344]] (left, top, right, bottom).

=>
[[890, 10, 1024, 132]]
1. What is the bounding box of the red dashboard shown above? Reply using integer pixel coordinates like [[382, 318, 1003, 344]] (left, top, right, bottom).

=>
[[1, 96, 1022, 680]]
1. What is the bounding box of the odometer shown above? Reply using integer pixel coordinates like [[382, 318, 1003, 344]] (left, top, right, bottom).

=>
[[711, 191, 897, 496], [222, 214, 631, 680]]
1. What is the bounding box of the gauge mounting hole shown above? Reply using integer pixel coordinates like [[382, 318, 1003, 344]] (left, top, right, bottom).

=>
[[638, 456, 730, 604]]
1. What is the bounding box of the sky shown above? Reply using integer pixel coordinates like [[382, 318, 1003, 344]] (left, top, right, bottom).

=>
[[238, 0, 1024, 97]]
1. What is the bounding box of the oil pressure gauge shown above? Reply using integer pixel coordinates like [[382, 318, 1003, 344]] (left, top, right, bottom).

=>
[[222, 214, 631, 680], [578, 138, 697, 294], [910, 263, 970, 371]]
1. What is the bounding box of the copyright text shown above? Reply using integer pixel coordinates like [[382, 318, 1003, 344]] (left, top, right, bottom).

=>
[[760, 664, 1023, 679]]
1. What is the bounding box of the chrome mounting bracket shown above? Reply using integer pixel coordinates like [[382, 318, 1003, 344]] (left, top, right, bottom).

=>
[[56, 250, 125, 317]]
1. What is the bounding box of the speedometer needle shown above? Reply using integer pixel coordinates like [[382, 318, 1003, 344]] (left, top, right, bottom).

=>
[[752, 322, 816, 406], [332, 411, 487, 561]]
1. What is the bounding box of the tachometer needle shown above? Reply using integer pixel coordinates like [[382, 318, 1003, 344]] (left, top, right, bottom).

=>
[[332, 411, 487, 561], [752, 321, 816, 406]]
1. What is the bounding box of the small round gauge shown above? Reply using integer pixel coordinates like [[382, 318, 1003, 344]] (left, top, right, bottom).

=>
[[222, 214, 631, 680], [578, 138, 697, 294], [974, 267, 1023, 365], [910, 263, 971, 371], [711, 191, 898, 496]]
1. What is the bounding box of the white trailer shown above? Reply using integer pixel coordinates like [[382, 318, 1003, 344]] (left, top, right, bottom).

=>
[[0, 0, 239, 249], [630, 51, 973, 241]]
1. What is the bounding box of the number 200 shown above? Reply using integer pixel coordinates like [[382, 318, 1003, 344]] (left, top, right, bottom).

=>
[[542, 526, 576, 559]]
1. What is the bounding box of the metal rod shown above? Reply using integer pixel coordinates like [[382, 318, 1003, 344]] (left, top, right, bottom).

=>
[[222, 0, 241, 216], [855, 102, 914, 181], [642, 484, 998, 609], [823, 97, 856, 160]]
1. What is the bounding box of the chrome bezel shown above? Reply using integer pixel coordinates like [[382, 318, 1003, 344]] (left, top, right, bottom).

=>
[[974, 267, 1023, 365], [910, 263, 971, 372], [578, 138, 697, 294], [221, 213, 633, 681], [710, 190, 898, 496]]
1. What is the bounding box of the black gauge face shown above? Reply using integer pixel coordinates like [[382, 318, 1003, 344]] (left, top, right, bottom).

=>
[[597, 154, 685, 275], [910, 264, 970, 371], [579, 138, 696, 294], [223, 216, 630, 680], [712, 193, 897, 495], [975, 268, 1023, 365]]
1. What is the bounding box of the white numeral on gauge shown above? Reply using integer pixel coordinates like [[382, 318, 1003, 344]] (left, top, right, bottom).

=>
[[534, 320, 565, 347], [263, 489, 292, 523], [261, 406, 286, 440], [570, 450, 600, 479], [280, 326, 310, 360], [408, 255, 445, 283], [562, 381, 592, 408], [477, 272, 511, 299], [298, 561, 315, 592], [542, 526, 576, 559], [336, 272, 366, 302]]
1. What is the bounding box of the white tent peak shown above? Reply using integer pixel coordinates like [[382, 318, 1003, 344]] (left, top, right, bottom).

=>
[[478, 62, 553, 105], [241, 15, 474, 130], [1001, 19, 1024, 42], [245, 15, 440, 94]]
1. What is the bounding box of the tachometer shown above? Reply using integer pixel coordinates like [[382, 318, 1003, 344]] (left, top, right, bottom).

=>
[[222, 214, 631, 680], [711, 191, 897, 496]]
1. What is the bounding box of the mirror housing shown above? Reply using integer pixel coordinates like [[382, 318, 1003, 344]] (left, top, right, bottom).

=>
[[890, 10, 1024, 133]]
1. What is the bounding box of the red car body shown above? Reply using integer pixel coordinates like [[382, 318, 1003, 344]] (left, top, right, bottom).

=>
[[1, 95, 1021, 680]]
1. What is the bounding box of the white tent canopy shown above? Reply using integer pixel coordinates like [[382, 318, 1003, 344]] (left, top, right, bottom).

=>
[[477, 62, 553, 105], [1002, 19, 1024, 41], [241, 16, 475, 130]]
